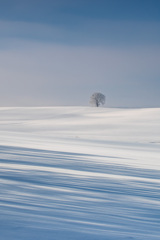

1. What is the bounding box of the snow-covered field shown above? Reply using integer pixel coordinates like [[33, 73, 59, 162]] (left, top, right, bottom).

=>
[[0, 107, 160, 240]]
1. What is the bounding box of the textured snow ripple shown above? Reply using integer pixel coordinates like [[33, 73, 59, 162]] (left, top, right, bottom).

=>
[[0, 107, 160, 240], [0, 145, 160, 240]]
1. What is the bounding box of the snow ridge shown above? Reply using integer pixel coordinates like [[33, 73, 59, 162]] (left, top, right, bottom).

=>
[[0, 107, 160, 240]]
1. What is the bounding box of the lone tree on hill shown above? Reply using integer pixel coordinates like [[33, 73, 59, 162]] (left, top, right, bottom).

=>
[[90, 92, 105, 107]]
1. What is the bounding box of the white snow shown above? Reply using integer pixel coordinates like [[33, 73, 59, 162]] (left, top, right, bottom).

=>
[[0, 107, 160, 240]]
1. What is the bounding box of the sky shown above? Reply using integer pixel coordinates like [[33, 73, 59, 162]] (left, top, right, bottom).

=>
[[0, 0, 160, 107]]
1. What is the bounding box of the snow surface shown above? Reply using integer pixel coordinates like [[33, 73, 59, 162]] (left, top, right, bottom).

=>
[[0, 107, 160, 240]]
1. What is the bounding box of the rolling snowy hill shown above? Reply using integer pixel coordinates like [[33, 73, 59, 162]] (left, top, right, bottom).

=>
[[0, 107, 160, 240]]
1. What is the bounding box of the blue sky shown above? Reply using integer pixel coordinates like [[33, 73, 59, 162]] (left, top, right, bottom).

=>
[[0, 0, 160, 107]]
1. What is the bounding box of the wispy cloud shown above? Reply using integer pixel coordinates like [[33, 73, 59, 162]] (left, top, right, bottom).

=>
[[0, 19, 160, 46]]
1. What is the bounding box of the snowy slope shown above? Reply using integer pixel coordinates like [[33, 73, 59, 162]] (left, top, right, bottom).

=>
[[0, 107, 160, 240]]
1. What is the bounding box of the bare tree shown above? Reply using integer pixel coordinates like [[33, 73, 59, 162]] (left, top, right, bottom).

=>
[[90, 92, 105, 107]]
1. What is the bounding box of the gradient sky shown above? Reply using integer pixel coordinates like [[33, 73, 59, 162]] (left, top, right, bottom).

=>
[[0, 0, 160, 107]]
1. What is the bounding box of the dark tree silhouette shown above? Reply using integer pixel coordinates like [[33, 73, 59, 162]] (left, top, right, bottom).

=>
[[90, 92, 105, 107]]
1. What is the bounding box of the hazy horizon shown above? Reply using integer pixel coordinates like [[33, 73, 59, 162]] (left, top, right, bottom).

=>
[[0, 0, 160, 108]]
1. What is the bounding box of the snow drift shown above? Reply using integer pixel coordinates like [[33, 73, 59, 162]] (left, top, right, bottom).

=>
[[0, 107, 160, 240]]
